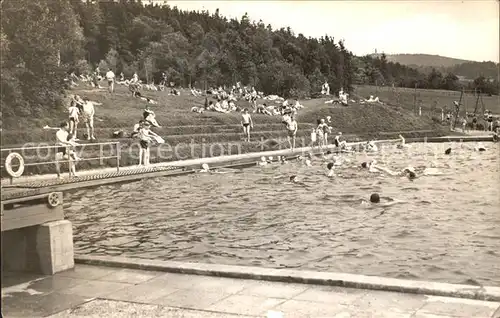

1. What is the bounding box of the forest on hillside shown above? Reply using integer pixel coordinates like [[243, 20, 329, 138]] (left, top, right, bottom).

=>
[[0, 0, 498, 128]]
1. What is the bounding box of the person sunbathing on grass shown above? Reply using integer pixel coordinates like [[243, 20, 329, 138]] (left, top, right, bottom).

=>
[[339, 91, 349, 106], [256, 104, 272, 116], [191, 106, 204, 113], [135, 92, 158, 105], [361, 95, 383, 105]]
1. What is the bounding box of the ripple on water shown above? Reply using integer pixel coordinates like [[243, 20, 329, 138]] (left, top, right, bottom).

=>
[[65, 142, 500, 286]]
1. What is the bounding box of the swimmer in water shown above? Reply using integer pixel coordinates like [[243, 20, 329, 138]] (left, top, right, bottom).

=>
[[363, 161, 418, 180], [326, 162, 335, 177], [365, 140, 378, 152], [198, 163, 235, 174], [460, 142, 487, 152], [296, 154, 312, 166], [258, 156, 268, 166], [475, 143, 487, 152], [360, 160, 379, 173], [396, 134, 410, 149], [288, 175, 308, 187], [199, 163, 210, 173], [322, 150, 334, 161], [391, 167, 418, 180], [361, 193, 404, 208]]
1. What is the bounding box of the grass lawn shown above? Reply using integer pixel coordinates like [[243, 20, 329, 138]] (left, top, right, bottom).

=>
[[354, 85, 500, 116]]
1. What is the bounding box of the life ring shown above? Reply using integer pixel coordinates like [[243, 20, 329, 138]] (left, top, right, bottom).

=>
[[47, 192, 61, 207], [5, 152, 25, 178]]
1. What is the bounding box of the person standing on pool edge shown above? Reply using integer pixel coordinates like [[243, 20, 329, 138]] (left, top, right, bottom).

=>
[[286, 114, 298, 150], [241, 108, 253, 142], [55, 122, 79, 178], [137, 121, 161, 166]]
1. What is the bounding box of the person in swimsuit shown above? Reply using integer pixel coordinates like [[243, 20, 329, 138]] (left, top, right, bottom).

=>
[[241, 109, 253, 142], [68, 100, 80, 139], [371, 164, 418, 181], [472, 116, 478, 130], [461, 117, 468, 132], [55, 122, 79, 178], [279, 156, 288, 164], [326, 162, 335, 177], [334, 132, 347, 149], [316, 119, 328, 149], [137, 121, 161, 166], [105, 68, 115, 93], [487, 112, 494, 131], [360, 160, 380, 173], [310, 128, 318, 149], [365, 140, 378, 152], [257, 156, 268, 166], [396, 134, 410, 149], [286, 116, 298, 150], [131, 120, 145, 138]]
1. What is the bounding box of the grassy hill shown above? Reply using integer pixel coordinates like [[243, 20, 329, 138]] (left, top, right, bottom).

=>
[[354, 85, 500, 115], [378, 54, 499, 79], [1, 83, 453, 176], [383, 54, 472, 68]]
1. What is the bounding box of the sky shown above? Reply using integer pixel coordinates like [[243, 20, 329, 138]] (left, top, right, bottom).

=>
[[167, 0, 499, 63]]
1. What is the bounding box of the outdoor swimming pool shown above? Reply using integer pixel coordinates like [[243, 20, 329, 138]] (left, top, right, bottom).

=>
[[65, 142, 500, 286]]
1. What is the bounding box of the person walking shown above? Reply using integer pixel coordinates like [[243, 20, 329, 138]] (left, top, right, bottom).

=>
[[241, 108, 254, 142], [106, 68, 115, 93]]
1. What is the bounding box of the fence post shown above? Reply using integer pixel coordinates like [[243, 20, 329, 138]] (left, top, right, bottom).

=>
[[116, 142, 120, 172]]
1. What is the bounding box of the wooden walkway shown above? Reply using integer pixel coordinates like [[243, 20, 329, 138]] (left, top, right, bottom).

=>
[[1, 166, 185, 201]]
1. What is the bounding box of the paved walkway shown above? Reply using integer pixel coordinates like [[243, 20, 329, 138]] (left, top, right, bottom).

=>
[[2, 264, 499, 317]]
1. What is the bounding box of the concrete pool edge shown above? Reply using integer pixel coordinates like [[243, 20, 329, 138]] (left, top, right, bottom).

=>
[[74, 254, 500, 302]]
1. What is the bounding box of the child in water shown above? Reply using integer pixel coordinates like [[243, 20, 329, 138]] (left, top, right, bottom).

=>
[[326, 162, 335, 177]]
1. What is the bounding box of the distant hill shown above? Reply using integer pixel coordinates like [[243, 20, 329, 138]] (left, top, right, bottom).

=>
[[369, 53, 499, 79], [383, 54, 472, 68]]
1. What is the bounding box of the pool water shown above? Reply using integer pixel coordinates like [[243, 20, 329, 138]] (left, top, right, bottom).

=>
[[65, 142, 500, 286]]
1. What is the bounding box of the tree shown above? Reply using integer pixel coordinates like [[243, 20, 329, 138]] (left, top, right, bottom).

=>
[[427, 68, 443, 89], [441, 73, 459, 91], [1, 0, 84, 128]]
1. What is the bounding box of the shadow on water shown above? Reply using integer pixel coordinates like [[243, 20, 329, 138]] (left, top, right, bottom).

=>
[[65, 142, 500, 286]]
